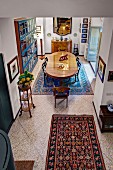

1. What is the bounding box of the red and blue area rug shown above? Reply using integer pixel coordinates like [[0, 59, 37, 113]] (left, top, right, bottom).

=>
[[45, 115, 106, 170], [32, 65, 94, 95]]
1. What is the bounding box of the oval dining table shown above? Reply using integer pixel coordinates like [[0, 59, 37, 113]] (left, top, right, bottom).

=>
[[46, 52, 78, 85]]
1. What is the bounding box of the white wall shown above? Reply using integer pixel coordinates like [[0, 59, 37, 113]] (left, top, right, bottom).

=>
[[36, 17, 45, 55], [102, 30, 113, 104], [93, 18, 113, 116], [44, 17, 81, 53], [91, 18, 103, 27], [36, 17, 103, 54], [0, 18, 20, 118]]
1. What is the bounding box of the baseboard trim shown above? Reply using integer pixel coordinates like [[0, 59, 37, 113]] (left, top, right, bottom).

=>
[[38, 55, 45, 56], [92, 101, 101, 131], [14, 107, 21, 121], [89, 61, 95, 74], [7, 108, 20, 134], [45, 53, 52, 54]]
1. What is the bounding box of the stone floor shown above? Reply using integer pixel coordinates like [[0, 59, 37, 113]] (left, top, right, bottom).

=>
[[9, 56, 113, 170]]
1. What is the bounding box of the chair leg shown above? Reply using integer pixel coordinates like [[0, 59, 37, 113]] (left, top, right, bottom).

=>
[[66, 98, 68, 107], [55, 98, 56, 108]]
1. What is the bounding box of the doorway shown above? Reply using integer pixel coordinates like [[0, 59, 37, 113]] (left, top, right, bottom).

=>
[[87, 27, 102, 74], [0, 54, 14, 133]]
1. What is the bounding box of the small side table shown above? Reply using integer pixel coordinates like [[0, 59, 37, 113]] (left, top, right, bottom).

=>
[[99, 105, 113, 132], [18, 85, 35, 118]]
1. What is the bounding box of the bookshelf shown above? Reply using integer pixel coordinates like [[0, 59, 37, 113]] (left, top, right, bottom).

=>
[[14, 18, 38, 73]]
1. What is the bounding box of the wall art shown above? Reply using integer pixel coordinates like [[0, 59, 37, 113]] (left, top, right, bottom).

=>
[[7, 56, 19, 83], [83, 18, 88, 23], [81, 34, 87, 38], [82, 29, 87, 33], [81, 39, 87, 43], [97, 56, 106, 83], [82, 24, 88, 28]]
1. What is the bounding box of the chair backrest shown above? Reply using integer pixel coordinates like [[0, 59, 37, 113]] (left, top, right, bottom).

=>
[[44, 57, 48, 62], [76, 58, 81, 68], [42, 61, 47, 72], [53, 86, 70, 96]]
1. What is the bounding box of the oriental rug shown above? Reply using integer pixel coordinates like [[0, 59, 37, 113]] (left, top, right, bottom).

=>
[[32, 65, 93, 95], [45, 115, 106, 170]]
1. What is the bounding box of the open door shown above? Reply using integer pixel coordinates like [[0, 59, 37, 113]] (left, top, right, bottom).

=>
[[87, 27, 102, 74], [0, 53, 14, 133]]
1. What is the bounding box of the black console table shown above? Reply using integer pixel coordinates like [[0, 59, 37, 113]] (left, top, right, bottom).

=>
[[99, 105, 113, 132]]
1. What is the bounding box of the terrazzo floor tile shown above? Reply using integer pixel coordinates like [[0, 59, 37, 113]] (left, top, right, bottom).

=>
[[9, 57, 113, 170]]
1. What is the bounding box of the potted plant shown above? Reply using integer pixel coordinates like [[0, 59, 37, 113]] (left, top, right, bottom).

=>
[[17, 71, 34, 88]]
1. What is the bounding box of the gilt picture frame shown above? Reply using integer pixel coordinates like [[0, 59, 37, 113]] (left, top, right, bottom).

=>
[[97, 56, 106, 83], [7, 56, 19, 83]]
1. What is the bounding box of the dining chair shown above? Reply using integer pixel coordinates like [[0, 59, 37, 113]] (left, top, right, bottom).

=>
[[76, 57, 81, 68], [42, 63, 47, 82], [75, 65, 81, 82], [42, 60, 53, 84], [44, 57, 48, 62], [53, 86, 70, 108]]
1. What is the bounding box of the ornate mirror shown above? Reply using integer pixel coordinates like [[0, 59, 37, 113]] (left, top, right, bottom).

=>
[[53, 17, 72, 36]]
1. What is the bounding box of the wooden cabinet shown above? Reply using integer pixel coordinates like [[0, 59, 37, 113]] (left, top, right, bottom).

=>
[[18, 85, 35, 118], [14, 18, 38, 73], [51, 40, 72, 53], [99, 105, 113, 132]]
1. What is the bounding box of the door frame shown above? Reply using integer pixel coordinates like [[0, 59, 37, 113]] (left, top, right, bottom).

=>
[[87, 26, 102, 75]]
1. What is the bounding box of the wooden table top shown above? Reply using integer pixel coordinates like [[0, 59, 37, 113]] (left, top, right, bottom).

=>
[[46, 52, 78, 79]]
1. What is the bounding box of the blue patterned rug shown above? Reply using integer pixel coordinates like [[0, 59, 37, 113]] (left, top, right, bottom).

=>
[[32, 65, 93, 95]]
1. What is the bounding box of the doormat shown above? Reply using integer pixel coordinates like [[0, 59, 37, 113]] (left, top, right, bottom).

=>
[[45, 114, 106, 170], [14, 160, 34, 170], [32, 65, 94, 95]]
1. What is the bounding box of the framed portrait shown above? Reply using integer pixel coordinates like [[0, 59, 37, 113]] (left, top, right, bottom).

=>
[[81, 39, 87, 43], [82, 24, 88, 28], [7, 56, 19, 83], [82, 29, 87, 33], [97, 56, 106, 83], [36, 26, 41, 32], [108, 71, 113, 81], [81, 34, 87, 38], [83, 18, 88, 23]]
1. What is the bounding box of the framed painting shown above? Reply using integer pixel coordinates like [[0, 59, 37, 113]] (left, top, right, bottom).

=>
[[83, 18, 88, 23], [97, 56, 106, 83], [81, 34, 87, 38], [108, 71, 113, 81], [7, 56, 19, 83], [36, 26, 41, 32], [81, 39, 87, 43], [82, 24, 88, 28], [82, 29, 87, 33]]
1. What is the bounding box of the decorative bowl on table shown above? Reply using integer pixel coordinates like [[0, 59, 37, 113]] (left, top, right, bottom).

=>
[[58, 63, 64, 69], [107, 104, 113, 112]]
